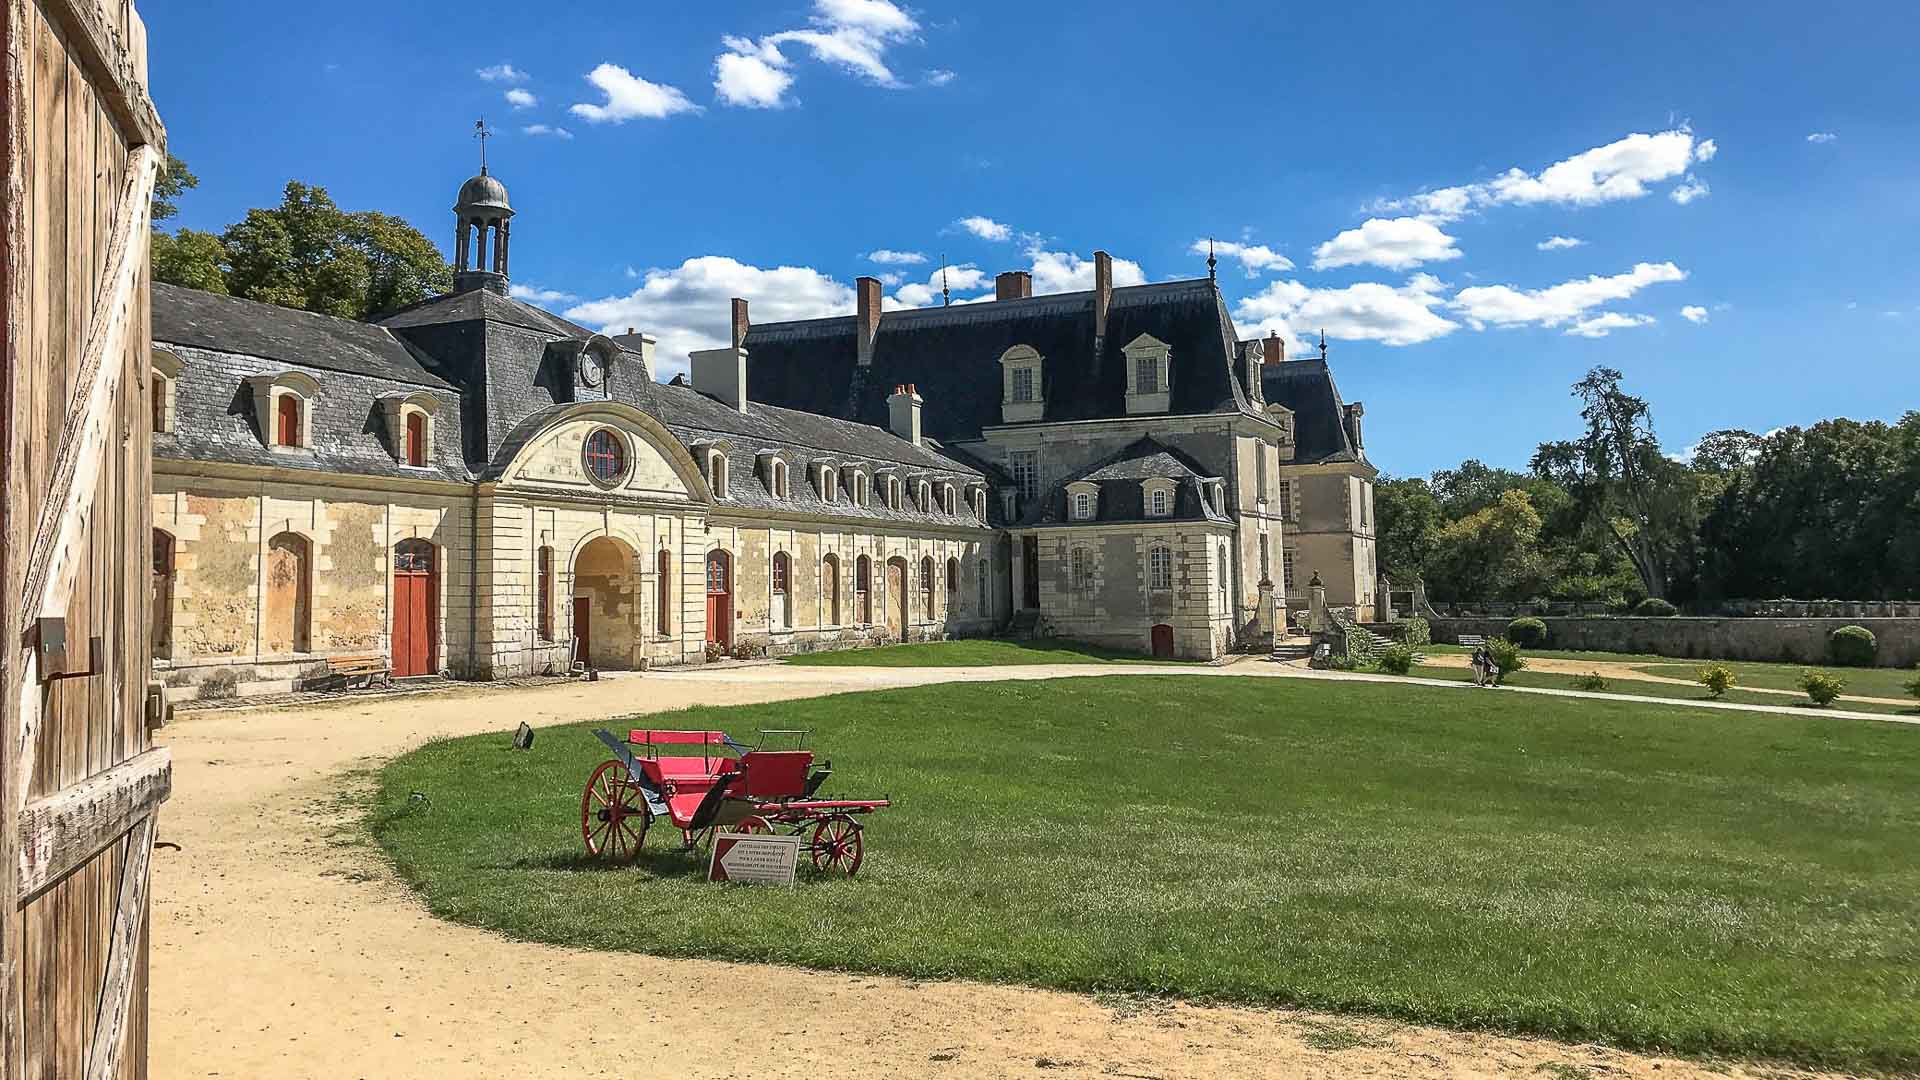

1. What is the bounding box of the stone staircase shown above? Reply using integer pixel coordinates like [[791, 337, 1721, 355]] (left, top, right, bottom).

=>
[[1269, 636, 1314, 662]]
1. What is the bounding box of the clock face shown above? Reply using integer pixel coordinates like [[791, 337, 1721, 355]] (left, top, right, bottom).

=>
[[579, 350, 604, 387]]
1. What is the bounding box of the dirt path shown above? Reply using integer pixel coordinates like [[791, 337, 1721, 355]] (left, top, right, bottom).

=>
[[151, 665, 1855, 1080], [1420, 652, 1917, 707]]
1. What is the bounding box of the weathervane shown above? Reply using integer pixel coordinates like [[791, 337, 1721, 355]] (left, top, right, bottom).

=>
[[940, 254, 951, 307], [474, 118, 492, 175], [1207, 238, 1217, 282], [1318, 328, 1328, 360]]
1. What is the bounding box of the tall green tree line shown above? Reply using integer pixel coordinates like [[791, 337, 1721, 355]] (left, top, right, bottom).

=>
[[1379, 367, 1920, 607], [150, 154, 451, 320]]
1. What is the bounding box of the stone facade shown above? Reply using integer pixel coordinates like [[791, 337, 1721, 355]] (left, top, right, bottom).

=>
[[1430, 615, 1920, 668]]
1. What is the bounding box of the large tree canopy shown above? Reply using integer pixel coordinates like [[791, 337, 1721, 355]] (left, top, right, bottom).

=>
[[150, 159, 451, 320]]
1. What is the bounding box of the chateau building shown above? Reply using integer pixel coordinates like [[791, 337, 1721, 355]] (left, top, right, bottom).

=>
[[147, 165, 1377, 697]]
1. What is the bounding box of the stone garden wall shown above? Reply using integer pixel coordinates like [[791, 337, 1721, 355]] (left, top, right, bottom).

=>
[[1429, 616, 1920, 668]]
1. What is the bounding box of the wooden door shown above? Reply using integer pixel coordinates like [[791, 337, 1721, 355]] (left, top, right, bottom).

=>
[[885, 559, 906, 638], [2, 3, 169, 1076], [1151, 624, 1175, 659], [390, 540, 435, 676], [573, 596, 592, 668], [706, 550, 731, 649]]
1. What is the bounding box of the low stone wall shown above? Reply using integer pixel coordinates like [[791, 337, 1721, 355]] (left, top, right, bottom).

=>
[[1429, 616, 1920, 668]]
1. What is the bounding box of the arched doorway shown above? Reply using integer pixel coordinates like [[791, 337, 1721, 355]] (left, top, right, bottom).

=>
[[705, 549, 733, 650], [391, 539, 437, 676], [1151, 624, 1175, 659], [264, 532, 311, 654], [151, 529, 175, 658], [856, 555, 872, 625], [823, 553, 841, 625], [574, 536, 640, 670], [885, 557, 908, 638]]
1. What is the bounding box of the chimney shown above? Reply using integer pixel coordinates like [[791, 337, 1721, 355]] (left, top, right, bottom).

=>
[[1264, 330, 1285, 365], [730, 298, 750, 349], [994, 271, 1032, 301], [689, 343, 749, 414], [1092, 250, 1113, 349], [856, 276, 882, 367], [887, 382, 924, 446]]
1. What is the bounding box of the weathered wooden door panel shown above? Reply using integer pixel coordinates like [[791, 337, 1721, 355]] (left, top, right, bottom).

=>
[[390, 540, 434, 677], [705, 551, 731, 649], [1151, 624, 1175, 659]]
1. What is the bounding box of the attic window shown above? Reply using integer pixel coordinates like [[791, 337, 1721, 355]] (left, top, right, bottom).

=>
[[885, 477, 902, 510], [1123, 334, 1171, 415], [1011, 368, 1035, 403], [1135, 355, 1159, 394], [1147, 487, 1173, 518], [405, 413, 427, 466], [819, 465, 839, 503], [971, 488, 988, 521], [771, 459, 789, 498], [1073, 492, 1094, 520], [999, 344, 1045, 423], [151, 349, 183, 434], [708, 450, 730, 499], [583, 429, 627, 487], [941, 484, 957, 515], [276, 394, 303, 448], [916, 480, 931, 512]]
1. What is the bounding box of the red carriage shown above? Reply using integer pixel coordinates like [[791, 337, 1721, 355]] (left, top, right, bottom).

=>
[[581, 728, 889, 875]]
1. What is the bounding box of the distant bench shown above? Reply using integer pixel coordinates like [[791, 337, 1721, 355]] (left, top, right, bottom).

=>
[[324, 653, 391, 690], [1457, 634, 1487, 648]]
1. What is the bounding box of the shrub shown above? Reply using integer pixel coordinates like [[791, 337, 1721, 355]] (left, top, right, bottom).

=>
[[1485, 637, 1526, 685], [1572, 672, 1609, 692], [1827, 625, 1878, 667], [1399, 617, 1431, 649], [1376, 644, 1416, 676], [1632, 597, 1679, 617], [1697, 664, 1737, 699], [1905, 666, 1920, 702], [703, 642, 726, 663], [199, 668, 240, 700], [730, 641, 767, 661], [1506, 616, 1550, 648], [1797, 669, 1846, 707]]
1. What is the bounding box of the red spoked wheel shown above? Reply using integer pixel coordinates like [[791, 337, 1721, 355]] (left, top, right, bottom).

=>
[[581, 760, 648, 860], [730, 815, 775, 835], [809, 815, 864, 876]]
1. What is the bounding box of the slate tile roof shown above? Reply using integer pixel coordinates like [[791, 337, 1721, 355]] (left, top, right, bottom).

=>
[[743, 279, 1259, 442], [1260, 358, 1364, 465], [155, 282, 452, 389], [1017, 437, 1230, 528]]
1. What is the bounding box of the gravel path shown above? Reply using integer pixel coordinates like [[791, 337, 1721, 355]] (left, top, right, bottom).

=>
[[149, 663, 1864, 1079]]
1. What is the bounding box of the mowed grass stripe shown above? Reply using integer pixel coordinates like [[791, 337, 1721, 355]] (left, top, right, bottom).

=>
[[371, 676, 1920, 1070]]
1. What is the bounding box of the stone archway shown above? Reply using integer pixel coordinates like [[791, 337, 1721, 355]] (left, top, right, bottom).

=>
[[573, 536, 640, 670]]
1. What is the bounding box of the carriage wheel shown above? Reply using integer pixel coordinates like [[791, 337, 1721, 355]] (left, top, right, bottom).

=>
[[581, 760, 648, 860], [809, 815, 864, 876], [730, 815, 774, 835]]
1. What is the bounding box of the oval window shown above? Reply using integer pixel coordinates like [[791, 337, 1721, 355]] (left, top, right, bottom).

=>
[[583, 429, 626, 486]]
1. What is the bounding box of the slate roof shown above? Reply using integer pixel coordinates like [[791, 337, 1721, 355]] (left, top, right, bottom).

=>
[[374, 287, 593, 339], [1018, 437, 1229, 528], [154, 282, 451, 389], [1260, 358, 1365, 465], [743, 279, 1257, 442]]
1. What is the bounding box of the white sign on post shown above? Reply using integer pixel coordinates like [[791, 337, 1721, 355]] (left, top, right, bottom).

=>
[[708, 832, 802, 887]]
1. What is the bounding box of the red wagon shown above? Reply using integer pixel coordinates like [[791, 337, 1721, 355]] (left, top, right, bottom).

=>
[[581, 728, 889, 875]]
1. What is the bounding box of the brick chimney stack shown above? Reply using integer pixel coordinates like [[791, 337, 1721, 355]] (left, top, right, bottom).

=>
[[1092, 250, 1113, 351], [887, 382, 924, 446], [1265, 330, 1285, 365], [856, 276, 882, 367], [730, 298, 750, 349], [994, 271, 1033, 301]]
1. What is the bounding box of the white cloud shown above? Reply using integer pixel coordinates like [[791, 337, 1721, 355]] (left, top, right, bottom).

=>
[[476, 63, 527, 83], [1680, 305, 1709, 324], [714, 0, 923, 109], [1807, 132, 1838, 144], [569, 63, 699, 123], [956, 216, 1012, 242], [925, 69, 957, 87], [565, 256, 858, 379], [890, 265, 988, 308], [1668, 175, 1710, 205], [509, 283, 579, 305], [1453, 262, 1687, 330], [505, 88, 537, 109], [1311, 217, 1462, 271], [1378, 128, 1712, 222], [1537, 235, 1586, 251], [522, 124, 573, 139], [1189, 239, 1293, 276], [1232, 273, 1458, 348], [864, 249, 927, 265], [1565, 312, 1656, 338], [1026, 249, 1146, 295]]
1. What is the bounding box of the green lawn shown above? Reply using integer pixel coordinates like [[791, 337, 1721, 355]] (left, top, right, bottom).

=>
[[1426, 643, 1920, 703], [1406, 661, 1920, 716], [783, 638, 1191, 667], [371, 676, 1920, 1071]]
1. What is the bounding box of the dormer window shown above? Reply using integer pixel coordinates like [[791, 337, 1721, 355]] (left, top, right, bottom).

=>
[[759, 453, 791, 498], [1066, 481, 1099, 522], [151, 348, 183, 434], [940, 483, 957, 515], [1123, 333, 1171, 415], [707, 450, 730, 499], [1142, 477, 1177, 518], [245, 371, 320, 453], [971, 487, 988, 521], [842, 466, 871, 508], [915, 480, 931, 512], [772, 460, 788, 498], [998, 344, 1045, 423], [817, 463, 839, 503], [885, 476, 902, 511], [405, 413, 426, 466], [377, 391, 439, 468]]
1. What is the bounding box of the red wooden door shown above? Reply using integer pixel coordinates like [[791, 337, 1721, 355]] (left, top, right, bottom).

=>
[[391, 540, 436, 676], [1151, 624, 1175, 659], [706, 551, 732, 648], [573, 596, 592, 668]]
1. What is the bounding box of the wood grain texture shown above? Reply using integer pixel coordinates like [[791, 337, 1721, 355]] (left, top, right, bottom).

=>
[[34, 0, 156, 149], [16, 747, 167, 900], [2, 0, 23, 1071], [83, 813, 150, 1080]]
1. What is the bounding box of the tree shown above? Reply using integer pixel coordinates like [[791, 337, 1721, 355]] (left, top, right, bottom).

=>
[[154, 175, 451, 320], [1531, 367, 1703, 601], [1425, 489, 1553, 602], [1689, 429, 1763, 476], [1373, 476, 1445, 582], [151, 153, 198, 225]]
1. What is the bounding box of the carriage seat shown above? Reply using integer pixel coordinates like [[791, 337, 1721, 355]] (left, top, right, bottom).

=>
[[739, 750, 813, 799]]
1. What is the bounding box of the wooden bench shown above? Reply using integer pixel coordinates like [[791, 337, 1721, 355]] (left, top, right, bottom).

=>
[[325, 653, 391, 690], [1457, 635, 1486, 648]]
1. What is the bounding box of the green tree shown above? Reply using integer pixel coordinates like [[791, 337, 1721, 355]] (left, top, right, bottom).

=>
[[1373, 476, 1445, 582], [151, 153, 198, 225], [151, 228, 229, 294], [1425, 489, 1554, 602]]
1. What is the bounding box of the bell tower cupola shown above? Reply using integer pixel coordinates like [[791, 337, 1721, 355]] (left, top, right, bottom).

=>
[[453, 119, 514, 296]]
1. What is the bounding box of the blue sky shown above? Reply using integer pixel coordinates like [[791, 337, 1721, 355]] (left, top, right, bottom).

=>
[[146, 0, 1919, 476]]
